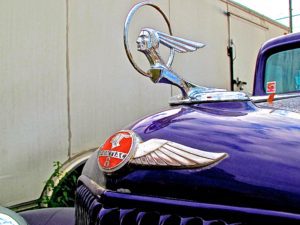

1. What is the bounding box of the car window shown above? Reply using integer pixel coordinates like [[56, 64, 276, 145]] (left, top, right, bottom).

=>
[[264, 48, 300, 94]]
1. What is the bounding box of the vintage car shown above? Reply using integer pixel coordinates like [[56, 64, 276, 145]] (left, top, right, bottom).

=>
[[1, 2, 300, 225]]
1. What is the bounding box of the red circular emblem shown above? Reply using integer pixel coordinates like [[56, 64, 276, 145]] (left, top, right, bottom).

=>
[[98, 130, 139, 173]]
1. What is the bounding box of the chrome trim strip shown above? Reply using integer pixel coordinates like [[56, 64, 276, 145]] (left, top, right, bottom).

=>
[[170, 91, 249, 105], [78, 175, 106, 196], [9, 200, 39, 213], [251, 93, 300, 103]]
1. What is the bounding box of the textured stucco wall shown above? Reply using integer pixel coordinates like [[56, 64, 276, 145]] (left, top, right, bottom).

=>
[[0, 0, 68, 206]]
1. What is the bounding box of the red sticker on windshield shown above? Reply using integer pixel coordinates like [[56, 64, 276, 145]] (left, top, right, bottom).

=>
[[98, 130, 139, 173], [266, 81, 276, 94]]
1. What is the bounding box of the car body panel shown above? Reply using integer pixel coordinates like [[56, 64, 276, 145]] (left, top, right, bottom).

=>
[[256, 95, 300, 113], [81, 101, 300, 214]]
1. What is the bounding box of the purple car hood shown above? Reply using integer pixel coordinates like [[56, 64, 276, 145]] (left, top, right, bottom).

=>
[[83, 100, 300, 213]]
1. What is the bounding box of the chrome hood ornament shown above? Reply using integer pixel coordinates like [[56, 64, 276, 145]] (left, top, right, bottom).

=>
[[136, 28, 205, 98], [124, 2, 248, 103]]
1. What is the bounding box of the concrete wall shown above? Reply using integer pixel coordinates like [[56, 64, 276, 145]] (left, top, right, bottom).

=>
[[0, 0, 288, 206], [226, 1, 289, 93], [0, 0, 68, 206], [170, 0, 230, 91]]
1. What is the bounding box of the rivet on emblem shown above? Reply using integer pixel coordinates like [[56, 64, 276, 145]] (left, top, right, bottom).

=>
[[98, 130, 139, 173]]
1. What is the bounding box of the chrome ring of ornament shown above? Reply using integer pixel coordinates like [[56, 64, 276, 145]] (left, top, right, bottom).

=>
[[123, 1, 175, 77]]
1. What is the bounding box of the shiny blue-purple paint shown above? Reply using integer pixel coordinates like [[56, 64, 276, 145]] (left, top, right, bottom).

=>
[[101, 189, 300, 222], [253, 32, 300, 95], [109, 100, 300, 214]]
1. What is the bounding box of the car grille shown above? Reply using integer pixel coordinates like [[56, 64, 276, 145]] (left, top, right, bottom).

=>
[[75, 184, 240, 225], [75, 183, 300, 225]]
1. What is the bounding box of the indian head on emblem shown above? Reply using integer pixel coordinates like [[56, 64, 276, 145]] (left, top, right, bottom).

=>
[[110, 133, 131, 149]]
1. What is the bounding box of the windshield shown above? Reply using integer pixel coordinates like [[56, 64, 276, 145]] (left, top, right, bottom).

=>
[[264, 48, 300, 94]]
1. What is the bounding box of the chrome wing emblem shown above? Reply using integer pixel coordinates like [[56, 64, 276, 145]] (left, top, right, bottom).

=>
[[130, 139, 228, 168]]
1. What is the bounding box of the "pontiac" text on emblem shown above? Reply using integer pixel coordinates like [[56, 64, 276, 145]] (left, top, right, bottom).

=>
[[98, 130, 139, 173]]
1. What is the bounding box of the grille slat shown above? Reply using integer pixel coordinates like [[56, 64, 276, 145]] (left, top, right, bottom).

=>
[[205, 220, 227, 225], [97, 208, 119, 225], [76, 185, 102, 225], [120, 208, 138, 225], [181, 217, 204, 225], [159, 214, 181, 225], [137, 211, 160, 225]]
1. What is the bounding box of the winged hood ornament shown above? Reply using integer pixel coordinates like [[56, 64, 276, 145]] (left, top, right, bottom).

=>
[[124, 1, 249, 103], [136, 28, 205, 98]]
